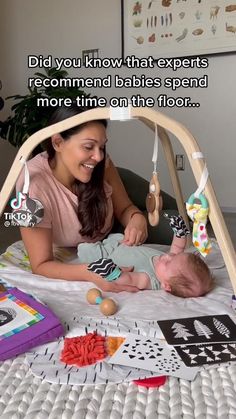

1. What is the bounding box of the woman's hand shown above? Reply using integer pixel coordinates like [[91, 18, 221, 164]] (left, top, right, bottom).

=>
[[91, 266, 140, 293], [122, 213, 148, 246], [92, 276, 139, 293]]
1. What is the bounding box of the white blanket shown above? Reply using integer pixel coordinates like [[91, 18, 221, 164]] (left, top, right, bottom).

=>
[[0, 240, 235, 385]]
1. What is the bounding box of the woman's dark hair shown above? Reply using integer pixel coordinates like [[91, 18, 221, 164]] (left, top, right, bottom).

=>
[[46, 104, 108, 238]]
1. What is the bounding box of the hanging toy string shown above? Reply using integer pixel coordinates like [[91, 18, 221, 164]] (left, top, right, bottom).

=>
[[152, 124, 159, 174], [20, 157, 30, 195], [192, 152, 209, 199], [146, 124, 161, 226], [10, 158, 29, 209]]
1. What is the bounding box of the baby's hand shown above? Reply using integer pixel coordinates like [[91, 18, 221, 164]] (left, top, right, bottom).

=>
[[116, 271, 151, 290]]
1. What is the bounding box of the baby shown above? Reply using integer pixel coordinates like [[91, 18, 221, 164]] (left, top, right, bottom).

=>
[[79, 215, 213, 298], [122, 236, 213, 297]]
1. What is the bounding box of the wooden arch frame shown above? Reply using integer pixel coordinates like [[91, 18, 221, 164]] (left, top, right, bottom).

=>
[[0, 107, 235, 292]]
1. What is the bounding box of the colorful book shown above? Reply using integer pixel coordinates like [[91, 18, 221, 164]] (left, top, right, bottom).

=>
[[0, 288, 64, 361]]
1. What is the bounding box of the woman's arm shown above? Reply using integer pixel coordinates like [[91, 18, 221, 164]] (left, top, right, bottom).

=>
[[20, 227, 139, 292], [104, 159, 148, 245]]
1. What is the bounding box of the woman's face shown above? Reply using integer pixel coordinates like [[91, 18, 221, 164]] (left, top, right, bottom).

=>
[[53, 121, 107, 185]]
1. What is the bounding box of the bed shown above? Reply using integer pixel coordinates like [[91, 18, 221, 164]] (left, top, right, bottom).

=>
[[0, 239, 236, 419]]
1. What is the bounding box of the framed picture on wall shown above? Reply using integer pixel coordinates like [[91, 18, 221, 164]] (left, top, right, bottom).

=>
[[121, 0, 236, 60]]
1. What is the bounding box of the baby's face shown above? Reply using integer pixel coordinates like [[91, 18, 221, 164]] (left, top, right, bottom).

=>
[[154, 252, 204, 296], [154, 252, 187, 285]]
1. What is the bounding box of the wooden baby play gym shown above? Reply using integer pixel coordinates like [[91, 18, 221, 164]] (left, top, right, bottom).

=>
[[0, 106, 235, 291]]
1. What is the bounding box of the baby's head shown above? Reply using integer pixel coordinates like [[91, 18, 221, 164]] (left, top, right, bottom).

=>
[[153, 252, 213, 298]]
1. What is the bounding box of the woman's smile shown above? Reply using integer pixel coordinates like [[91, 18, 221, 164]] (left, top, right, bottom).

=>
[[82, 163, 96, 170]]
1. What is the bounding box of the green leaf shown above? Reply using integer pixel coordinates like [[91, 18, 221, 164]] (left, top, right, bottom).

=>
[[0, 65, 90, 148]]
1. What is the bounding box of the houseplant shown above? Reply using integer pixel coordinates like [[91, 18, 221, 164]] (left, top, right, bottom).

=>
[[0, 67, 89, 149]]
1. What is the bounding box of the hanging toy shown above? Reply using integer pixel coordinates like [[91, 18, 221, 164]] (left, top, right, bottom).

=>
[[186, 193, 211, 257], [186, 152, 212, 257], [146, 125, 161, 226], [146, 172, 161, 226]]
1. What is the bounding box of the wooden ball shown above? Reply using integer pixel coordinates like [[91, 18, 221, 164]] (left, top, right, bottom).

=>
[[86, 288, 102, 304], [100, 298, 117, 316]]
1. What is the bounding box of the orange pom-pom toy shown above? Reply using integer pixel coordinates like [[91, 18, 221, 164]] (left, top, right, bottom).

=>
[[86, 288, 118, 316]]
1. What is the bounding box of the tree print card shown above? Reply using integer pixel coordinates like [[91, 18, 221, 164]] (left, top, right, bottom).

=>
[[158, 315, 236, 346], [108, 334, 199, 381], [175, 342, 236, 367]]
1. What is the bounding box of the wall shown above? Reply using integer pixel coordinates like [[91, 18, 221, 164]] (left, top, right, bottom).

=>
[[0, 0, 235, 208]]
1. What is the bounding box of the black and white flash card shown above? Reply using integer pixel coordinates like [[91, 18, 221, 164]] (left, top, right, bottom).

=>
[[109, 334, 199, 381], [158, 315, 236, 345], [175, 342, 236, 367]]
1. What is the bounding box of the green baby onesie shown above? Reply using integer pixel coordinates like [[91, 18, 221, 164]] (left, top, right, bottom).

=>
[[78, 234, 164, 290]]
